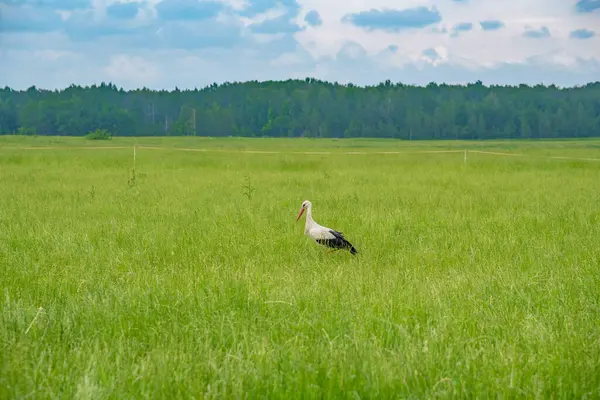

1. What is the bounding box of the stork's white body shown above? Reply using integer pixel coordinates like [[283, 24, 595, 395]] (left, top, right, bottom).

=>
[[303, 208, 336, 243], [296, 200, 357, 255]]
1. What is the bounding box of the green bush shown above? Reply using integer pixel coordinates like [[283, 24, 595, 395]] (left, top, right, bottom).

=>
[[17, 127, 36, 136], [84, 129, 112, 140]]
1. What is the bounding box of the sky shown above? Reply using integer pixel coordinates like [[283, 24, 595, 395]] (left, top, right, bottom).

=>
[[0, 0, 599, 90]]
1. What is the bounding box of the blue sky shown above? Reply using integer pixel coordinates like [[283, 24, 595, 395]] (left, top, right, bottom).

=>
[[0, 0, 599, 89]]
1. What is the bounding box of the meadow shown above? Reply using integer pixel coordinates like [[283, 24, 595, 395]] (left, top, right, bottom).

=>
[[1, 136, 599, 399]]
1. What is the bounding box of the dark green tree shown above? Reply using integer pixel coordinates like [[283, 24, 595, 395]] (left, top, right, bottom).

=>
[[0, 80, 599, 139]]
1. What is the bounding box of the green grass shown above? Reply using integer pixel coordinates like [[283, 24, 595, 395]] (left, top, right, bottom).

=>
[[1, 136, 599, 399]]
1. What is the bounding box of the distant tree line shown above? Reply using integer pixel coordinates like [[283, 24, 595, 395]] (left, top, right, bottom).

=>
[[1, 79, 599, 140]]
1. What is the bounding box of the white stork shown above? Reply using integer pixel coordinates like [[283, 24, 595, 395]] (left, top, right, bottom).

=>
[[295, 200, 358, 255]]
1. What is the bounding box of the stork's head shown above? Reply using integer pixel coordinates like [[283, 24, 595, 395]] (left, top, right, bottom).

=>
[[296, 200, 311, 222]]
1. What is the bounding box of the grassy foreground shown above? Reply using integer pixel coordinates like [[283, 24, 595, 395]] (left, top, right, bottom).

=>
[[1, 136, 599, 398]]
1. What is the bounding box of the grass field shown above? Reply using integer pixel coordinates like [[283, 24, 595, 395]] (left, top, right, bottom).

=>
[[1, 136, 599, 399]]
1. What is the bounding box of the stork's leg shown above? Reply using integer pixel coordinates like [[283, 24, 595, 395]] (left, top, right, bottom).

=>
[[319, 245, 334, 254]]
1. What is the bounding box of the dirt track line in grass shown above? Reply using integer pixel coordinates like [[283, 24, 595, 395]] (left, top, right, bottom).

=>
[[469, 150, 600, 162], [548, 156, 600, 162], [138, 147, 464, 156], [137, 146, 208, 152], [0, 146, 131, 150], [468, 150, 525, 157], [139, 146, 282, 154], [242, 150, 281, 154], [4, 145, 600, 163]]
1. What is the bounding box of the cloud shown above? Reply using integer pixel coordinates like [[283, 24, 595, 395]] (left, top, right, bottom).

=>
[[104, 54, 160, 86], [3, 0, 91, 10], [480, 20, 505, 31], [1, 0, 600, 90], [238, 0, 299, 18], [523, 26, 551, 38], [422, 48, 441, 61], [62, 8, 154, 41], [58, 3, 244, 49], [431, 26, 448, 34], [451, 22, 472, 37], [304, 10, 322, 27], [570, 29, 596, 39], [342, 7, 442, 32], [454, 22, 473, 31], [575, 0, 600, 13], [106, 2, 140, 20], [2, 44, 600, 91], [336, 41, 368, 60], [249, 15, 302, 34], [0, 4, 63, 32], [155, 0, 224, 21], [154, 20, 245, 50]]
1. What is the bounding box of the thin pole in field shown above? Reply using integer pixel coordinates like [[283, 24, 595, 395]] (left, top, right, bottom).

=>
[[464, 149, 467, 166], [193, 108, 196, 136], [129, 145, 138, 187]]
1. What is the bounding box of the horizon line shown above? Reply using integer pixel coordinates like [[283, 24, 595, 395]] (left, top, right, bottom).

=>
[[3, 78, 600, 93]]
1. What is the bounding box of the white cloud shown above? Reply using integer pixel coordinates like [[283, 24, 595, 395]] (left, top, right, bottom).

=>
[[0, 0, 599, 90], [104, 54, 161, 86]]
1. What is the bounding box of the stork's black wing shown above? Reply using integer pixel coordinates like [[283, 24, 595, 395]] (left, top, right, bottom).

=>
[[316, 229, 358, 255]]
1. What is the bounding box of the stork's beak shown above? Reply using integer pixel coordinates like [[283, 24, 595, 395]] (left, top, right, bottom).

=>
[[296, 208, 305, 222]]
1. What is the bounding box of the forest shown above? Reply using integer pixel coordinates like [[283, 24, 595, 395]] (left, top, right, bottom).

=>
[[1, 79, 599, 140]]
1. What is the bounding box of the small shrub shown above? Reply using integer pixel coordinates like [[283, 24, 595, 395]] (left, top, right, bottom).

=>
[[85, 129, 112, 140], [17, 127, 36, 136], [128, 168, 136, 188], [243, 175, 255, 200]]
